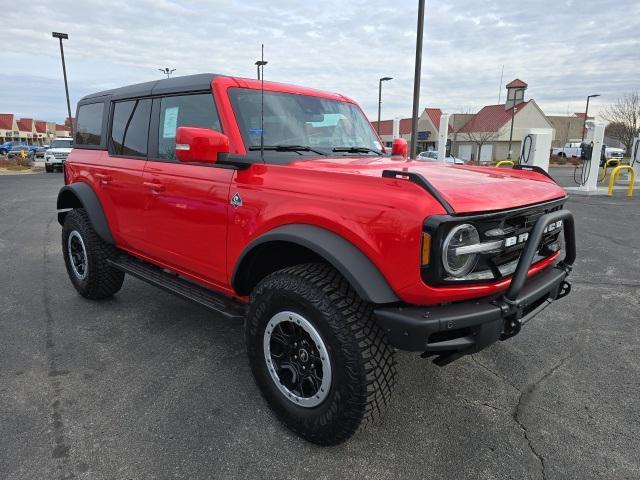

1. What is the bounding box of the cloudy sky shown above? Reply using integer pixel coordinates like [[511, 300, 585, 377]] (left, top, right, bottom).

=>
[[3, 0, 638, 124]]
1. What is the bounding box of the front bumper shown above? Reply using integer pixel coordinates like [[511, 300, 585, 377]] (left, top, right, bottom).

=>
[[46, 157, 64, 166], [375, 209, 575, 365]]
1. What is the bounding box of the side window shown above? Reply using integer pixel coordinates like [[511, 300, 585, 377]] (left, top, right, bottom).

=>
[[75, 102, 104, 146], [109, 99, 151, 157], [158, 94, 221, 160]]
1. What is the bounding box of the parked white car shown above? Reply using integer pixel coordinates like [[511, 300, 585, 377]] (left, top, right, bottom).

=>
[[44, 137, 73, 172], [604, 146, 625, 160], [552, 142, 582, 158], [416, 150, 465, 165]]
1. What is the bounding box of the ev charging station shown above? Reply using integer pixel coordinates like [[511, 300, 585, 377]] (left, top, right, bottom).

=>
[[519, 128, 553, 172], [437, 113, 450, 162], [627, 136, 640, 184], [392, 117, 400, 140], [566, 120, 609, 195]]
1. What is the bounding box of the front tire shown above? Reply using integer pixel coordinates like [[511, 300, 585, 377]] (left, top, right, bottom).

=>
[[45, 164, 53, 172], [245, 263, 397, 445], [62, 209, 124, 299]]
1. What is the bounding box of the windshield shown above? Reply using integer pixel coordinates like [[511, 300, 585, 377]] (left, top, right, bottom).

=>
[[50, 139, 72, 149], [229, 88, 383, 155]]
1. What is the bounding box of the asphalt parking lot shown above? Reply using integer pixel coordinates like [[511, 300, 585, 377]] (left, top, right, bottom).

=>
[[1, 169, 638, 480]]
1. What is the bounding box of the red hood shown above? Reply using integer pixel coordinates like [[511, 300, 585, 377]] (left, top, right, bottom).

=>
[[288, 157, 566, 214]]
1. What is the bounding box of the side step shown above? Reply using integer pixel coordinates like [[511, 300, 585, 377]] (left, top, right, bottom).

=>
[[107, 254, 247, 321]]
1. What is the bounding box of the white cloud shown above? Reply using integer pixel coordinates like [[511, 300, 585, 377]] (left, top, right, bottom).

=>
[[1, 0, 638, 123]]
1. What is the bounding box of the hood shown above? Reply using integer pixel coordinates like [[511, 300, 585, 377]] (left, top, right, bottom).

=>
[[47, 147, 73, 153], [289, 157, 566, 214]]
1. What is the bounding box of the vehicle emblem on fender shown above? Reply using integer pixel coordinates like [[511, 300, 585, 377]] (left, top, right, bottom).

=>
[[230, 193, 243, 208]]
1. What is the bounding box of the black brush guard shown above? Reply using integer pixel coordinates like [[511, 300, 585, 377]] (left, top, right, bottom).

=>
[[374, 209, 575, 366]]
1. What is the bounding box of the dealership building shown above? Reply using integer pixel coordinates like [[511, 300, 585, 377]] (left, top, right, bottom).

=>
[[0, 114, 71, 145], [372, 79, 591, 162]]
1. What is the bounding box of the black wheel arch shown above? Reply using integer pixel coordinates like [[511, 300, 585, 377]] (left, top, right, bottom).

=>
[[57, 182, 114, 244], [232, 224, 400, 304]]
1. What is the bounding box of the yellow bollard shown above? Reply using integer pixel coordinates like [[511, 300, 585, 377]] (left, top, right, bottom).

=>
[[608, 165, 635, 196], [495, 160, 515, 168], [599, 158, 620, 182]]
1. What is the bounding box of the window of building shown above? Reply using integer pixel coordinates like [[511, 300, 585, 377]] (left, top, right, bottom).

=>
[[157, 94, 221, 160], [109, 99, 151, 157], [75, 102, 104, 146]]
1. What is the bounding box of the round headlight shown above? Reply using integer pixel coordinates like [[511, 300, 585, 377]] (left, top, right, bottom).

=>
[[442, 224, 480, 278]]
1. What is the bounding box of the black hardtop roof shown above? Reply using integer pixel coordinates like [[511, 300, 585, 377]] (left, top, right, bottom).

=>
[[79, 73, 221, 103]]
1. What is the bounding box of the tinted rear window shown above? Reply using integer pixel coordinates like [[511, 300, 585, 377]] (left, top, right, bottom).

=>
[[109, 99, 151, 157], [75, 102, 104, 146]]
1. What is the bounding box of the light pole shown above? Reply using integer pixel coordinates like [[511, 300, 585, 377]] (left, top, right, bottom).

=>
[[581, 94, 600, 142], [158, 68, 176, 78], [507, 87, 525, 160], [409, 0, 426, 159], [377, 77, 392, 135], [52, 32, 73, 138]]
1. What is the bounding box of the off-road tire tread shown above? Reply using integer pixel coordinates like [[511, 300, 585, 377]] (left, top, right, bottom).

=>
[[247, 262, 397, 445], [62, 208, 124, 299]]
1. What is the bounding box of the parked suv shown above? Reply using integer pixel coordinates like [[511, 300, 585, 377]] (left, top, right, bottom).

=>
[[44, 137, 73, 172], [57, 74, 575, 445]]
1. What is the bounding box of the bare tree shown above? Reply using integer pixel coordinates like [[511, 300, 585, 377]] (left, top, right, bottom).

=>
[[465, 129, 500, 164], [602, 91, 640, 154]]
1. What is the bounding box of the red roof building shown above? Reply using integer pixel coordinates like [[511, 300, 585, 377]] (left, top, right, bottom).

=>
[[17, 118, 34, 133], [370, 118, 413, 136], [0, 113, 14, 131], [457, 102, 530, 133], [506, 78, 528, 88], [1, 114, 66, 144]]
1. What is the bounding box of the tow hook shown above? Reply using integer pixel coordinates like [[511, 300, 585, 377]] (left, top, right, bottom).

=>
[[500, 316, 522, 340], [556, 280, 572, 300]]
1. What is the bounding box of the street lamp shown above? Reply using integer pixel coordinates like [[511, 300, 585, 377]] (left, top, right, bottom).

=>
[[377, 77, 393, 135], [581, 94, 600, 142], [158, 68, 176, 78], [409, 0, 426, 159], [507, 87, 525, 160], [52, 32, 73, 138]]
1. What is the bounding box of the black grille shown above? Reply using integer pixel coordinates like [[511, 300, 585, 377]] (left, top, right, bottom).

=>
[[422, 199, 565, 285]]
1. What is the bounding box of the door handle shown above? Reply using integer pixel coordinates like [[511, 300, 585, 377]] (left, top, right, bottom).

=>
[[143, 181, 165, 193], [95, 173, 111, 184]]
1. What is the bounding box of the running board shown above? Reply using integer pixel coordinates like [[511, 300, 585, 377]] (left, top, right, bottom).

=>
[[107, 254, 247, 321]]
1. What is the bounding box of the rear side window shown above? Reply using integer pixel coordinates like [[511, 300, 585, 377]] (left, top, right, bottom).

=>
[[109, 99, 151, 157], [75, 102, 104, 146], [158, 94, 221, 160]]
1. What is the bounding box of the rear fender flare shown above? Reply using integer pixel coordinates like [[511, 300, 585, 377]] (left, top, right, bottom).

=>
[[56, 182, 114, 244]]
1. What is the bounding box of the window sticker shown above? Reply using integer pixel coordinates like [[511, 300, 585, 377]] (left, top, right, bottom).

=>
[[163, 107, 179, 138]]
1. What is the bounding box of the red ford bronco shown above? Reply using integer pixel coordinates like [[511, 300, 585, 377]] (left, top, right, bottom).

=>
[[57, 74, 575, 445]]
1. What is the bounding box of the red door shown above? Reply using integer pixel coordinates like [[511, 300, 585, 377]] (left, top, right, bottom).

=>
[[140, 162, 234, 288], [74, 97, 152, 251], [88, 151, 148, 251], [138, 93, 233, 289]]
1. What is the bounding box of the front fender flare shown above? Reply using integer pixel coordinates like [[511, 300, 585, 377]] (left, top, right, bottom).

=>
[[57, 182, 114, 244], [232, 224, 400, 304]]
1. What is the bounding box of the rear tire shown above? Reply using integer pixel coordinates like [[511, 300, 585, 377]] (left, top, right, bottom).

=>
[[62, 209, 124, 299], [245, 263, 397, 445]]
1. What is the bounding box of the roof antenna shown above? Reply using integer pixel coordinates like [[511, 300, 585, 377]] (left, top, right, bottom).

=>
[[257, 44, 267, 162]]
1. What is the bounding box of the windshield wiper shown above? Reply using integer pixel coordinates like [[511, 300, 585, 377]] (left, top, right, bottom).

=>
[[332, 146, 382, 155], [248, 145, 327, 155]]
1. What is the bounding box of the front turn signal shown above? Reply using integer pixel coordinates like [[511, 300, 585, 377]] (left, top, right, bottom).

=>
[[421, 232, 431, 266]]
